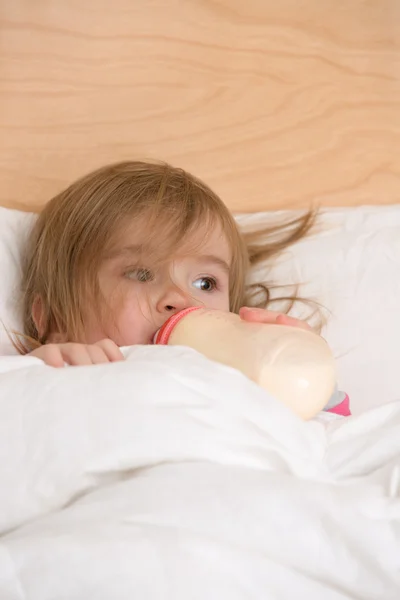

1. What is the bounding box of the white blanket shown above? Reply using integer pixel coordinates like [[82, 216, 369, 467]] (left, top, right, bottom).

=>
[[0, 346, 399, 599]]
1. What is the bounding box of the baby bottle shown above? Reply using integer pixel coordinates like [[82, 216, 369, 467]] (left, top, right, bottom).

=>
[[153, 307, 336, 420]]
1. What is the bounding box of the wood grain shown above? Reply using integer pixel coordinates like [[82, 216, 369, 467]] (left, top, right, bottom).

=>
[[1, 0, 400, 212]]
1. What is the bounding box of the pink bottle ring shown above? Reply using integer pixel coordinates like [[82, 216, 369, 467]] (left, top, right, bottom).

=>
[[153, 306, 201, 345]]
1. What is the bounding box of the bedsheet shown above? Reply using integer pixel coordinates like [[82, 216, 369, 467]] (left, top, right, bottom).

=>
[[0, 345, 399, 599]]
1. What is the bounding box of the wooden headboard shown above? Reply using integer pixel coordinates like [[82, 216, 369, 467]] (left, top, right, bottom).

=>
[[1, 1, 399, 213]]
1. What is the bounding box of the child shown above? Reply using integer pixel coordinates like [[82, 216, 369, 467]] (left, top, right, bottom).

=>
[[16, 161, 350, 415]]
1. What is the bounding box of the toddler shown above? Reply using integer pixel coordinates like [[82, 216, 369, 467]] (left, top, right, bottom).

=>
[[16, 161, 350, 416]]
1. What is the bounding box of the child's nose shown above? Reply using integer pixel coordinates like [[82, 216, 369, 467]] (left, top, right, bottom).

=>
[[156, 284, 195, 315]]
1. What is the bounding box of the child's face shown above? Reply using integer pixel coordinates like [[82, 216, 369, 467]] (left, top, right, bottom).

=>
[[83, 222, 231, 346]]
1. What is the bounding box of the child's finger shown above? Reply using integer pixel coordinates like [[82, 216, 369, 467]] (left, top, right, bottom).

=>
[[275, 313, 312, 331], [239, 307, 311, 331], [95, 339, 124, 362], [239, 307, 282, 324], [61, 344, 93, 366], [35, 344, 65, 368], [86, 345, 112, 365]]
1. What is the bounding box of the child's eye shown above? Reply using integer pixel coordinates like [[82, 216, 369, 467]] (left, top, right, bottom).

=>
[[192, 276, 217, 292], [125, 268, 154, 283]]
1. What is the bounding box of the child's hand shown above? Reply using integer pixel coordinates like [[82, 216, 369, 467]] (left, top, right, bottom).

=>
[[239, 307, 312, 331], [28, 339, 124, 367]]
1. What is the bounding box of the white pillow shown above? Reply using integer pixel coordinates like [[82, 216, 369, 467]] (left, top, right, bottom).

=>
[[1, 205, 399, 415], [0, 207, 36, 355]]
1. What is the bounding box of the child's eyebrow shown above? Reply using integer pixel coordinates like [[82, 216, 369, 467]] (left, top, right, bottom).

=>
[[196, 255, 230, 273], [105, 247, 230, 272]]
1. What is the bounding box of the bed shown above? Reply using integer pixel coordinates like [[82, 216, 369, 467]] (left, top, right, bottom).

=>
[[1, 2, 400, 599]]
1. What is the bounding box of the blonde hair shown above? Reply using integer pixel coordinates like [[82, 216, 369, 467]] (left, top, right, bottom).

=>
[[15, 161, 315, 353]]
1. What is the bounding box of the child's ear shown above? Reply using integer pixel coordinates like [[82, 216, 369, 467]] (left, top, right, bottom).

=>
[[32, 296, 67, 343], [31, 294, 46, 338], [32, 295, 67, 343]]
